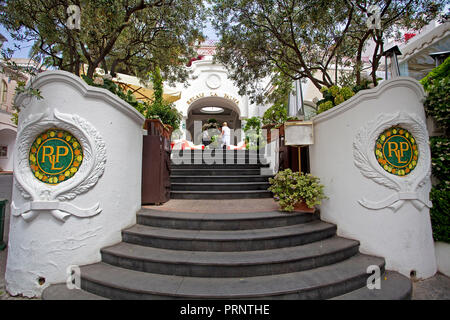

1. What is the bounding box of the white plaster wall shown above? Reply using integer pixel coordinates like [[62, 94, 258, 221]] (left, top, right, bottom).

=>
[[309, 77, 437, 279], [435, 242, 450, 277], [0, 128, 16, 171], [5, 70, 145, 297]]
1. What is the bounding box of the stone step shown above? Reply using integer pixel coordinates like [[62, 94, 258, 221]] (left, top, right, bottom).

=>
[[78, 254, 385, 299], [170, 175, 273, 183], [137, 209, 318, 230], [42, 269, 411, 300], [170, 190, 273, 199], [171, 168, 264, 176], [171, 182, 271, 191], [331, 271, 412, 300], [101, 237, 360, 277], [171, 163, 270, 169], [122, 221, 337, 251]]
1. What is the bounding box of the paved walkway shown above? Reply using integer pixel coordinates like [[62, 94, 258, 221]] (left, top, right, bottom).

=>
[[143, 198, 281, 213]]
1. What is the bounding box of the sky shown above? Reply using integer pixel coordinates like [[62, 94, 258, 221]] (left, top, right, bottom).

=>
[[0, 25, 35, 58]]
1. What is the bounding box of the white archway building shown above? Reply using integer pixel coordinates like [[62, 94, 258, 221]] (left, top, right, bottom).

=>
[[170, 42, 269, 144]]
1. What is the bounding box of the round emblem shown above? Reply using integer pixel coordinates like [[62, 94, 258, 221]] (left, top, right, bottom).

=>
[[374, 127, 418, 176], [206, 74, 221, 89], [29, 129, 83, 184]]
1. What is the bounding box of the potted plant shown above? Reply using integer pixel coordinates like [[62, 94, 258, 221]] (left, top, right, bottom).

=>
[[268, 168, 326, 212], [145, 67, 182, 137]]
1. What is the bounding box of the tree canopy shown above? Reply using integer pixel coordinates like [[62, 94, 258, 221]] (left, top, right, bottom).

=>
[[0, 0, 206, 82], [210, 0, 447, 102]]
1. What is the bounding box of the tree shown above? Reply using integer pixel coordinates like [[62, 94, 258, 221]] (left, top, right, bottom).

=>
[[210, 0, 446, 102], [0, 0, 206, 82]]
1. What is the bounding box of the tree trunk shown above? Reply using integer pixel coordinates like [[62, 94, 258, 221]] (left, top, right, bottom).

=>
[[87, 64, 96, 79]]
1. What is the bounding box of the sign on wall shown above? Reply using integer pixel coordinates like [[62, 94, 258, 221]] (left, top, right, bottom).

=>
[[29, 129, 83, 184], [353, 112, 431, 211], [12, 109, 106, 221], [374, 127, 418, 176]]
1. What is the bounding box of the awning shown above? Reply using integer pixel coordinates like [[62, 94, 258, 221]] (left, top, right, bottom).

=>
[[113, 72, 181, 104], [84, 67, 182, 103]]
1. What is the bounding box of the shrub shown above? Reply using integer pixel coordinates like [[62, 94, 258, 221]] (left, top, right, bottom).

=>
[[316, 85, 355, 114], [421, 56, 450, 91], [146, 67, 182, 130], [422, 58, 450, 243], [423, 76, 450, 135], [243, 116, 262, 132], [262, 102, 288, 126], [430, 188, 450, 242], [268, 168, 326, 212]]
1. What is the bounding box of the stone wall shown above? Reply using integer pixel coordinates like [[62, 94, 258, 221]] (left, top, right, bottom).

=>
[[5, 70, 145, 297], [309, 77, 437, 279]]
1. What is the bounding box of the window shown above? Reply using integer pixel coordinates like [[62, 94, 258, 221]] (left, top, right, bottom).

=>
[[1, 80, 7, 104], [0, 145, 7, 158]]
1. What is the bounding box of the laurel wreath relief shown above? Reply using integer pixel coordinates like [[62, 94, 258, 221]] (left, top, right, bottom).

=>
[[353, 111, 432, 212], [12, 109, 107, 221]]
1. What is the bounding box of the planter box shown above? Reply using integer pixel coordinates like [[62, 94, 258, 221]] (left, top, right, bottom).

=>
[[145, 119, 165, 136]]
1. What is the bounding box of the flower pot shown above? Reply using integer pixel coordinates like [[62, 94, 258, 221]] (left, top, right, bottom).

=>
[[145, 119, 164, 136], [293, 200, 315, 213]]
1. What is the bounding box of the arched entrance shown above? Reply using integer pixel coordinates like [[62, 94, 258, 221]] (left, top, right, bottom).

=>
[[185, 96, 242, 145]]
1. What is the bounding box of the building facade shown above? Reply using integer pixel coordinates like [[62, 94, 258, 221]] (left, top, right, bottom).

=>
[[170, 41, 270, 145]]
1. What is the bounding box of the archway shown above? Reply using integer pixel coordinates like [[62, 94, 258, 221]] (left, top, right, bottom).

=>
[[185, 96, 242, 145]]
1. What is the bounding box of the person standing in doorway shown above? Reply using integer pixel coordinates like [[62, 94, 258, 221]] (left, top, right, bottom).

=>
[[202, 128, 211, 147], [221, 122, 231, 149]]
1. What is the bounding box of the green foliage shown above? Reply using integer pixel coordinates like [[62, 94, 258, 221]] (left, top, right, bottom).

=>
[[420, 56, 450, 91], [82, 70, 182, 131], [262, 102, 288, 126], [429, 136, 450, 243], [430, 188, 450, 242], [423, 76, 450, 135], [268, 169, 326, 212], [422, 59, 450, 243], [81, 74, 147, 116], [316, 85, 355, 114], [430, 137, 450, 187], [211, 0, 446, 101], [243, 117, 262, 132], [1, 0, 206, 81], [146, 67, 182, 130]]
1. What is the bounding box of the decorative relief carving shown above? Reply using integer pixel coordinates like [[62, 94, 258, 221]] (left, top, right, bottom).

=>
[[353, 112, 431, 211], [206, 74, 221, 89], [12, 109, 107, 221]]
